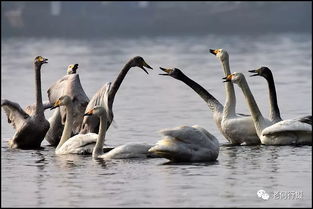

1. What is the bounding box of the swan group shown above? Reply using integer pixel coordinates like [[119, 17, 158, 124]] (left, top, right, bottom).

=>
[[1, 49, 311, 163]]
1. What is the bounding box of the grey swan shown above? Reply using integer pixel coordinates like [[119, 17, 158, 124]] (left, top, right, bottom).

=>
[[1, 56, 50, 149]]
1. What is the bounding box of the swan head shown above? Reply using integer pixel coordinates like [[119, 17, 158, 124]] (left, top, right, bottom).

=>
[[50, 95, 72, 110], [67, 64, 79, 74], [129, 56, 153, 74], [249, 67, 273, 79], [159, 67, 183, 79], [84, 106, 107, 118], [223, 72, 244, 84], [209, 48, 229, 62], [34, 56, 48, 66]]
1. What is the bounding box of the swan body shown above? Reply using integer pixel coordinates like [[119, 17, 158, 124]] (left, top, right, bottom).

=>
[[55, 133, 98, 155], [224, 72, 312, 145], [1, 56, 50, 149], [210, 49, 260, 145], [149, 125, 219, 162], [98, 142, 155, 160]]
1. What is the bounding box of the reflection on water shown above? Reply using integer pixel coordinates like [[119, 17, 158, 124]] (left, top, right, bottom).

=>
[[1, 33, 312, 207]]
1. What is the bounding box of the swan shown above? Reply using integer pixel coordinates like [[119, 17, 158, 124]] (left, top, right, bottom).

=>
[[85, 106, 157, 160], [148, 125, 219, 162], [224, 72, 312, 145], [209, 49, 261, 145], [80, 56, 153, 134], [51, 96, 105, 155], [45, 63, 85, 146], [249, 66, 312, 124], [1, 56, 50, 149], [159, 67, 259, 145], [47, 63, 89, 137]]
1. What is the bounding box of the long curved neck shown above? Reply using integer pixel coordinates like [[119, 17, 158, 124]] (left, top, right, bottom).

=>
[[265, 74, 282, 122], [237, 77, 266, 134], [34, 64, 44, 116], [177, 72, 223, 113], [92, 115, 107, 158], [221, 58, 236, 117], [56, 103, 74, 150], [107, 62, 132, 109]]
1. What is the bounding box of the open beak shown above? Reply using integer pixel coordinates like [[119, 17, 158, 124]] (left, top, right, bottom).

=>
[[140, 61, 153, 74], [159, 67, 173, 76], [50, 100, 60, 110], [248, 70, 259, 77], [73, 64, 79, 70], [84, 109, 93, 116], [222, 74, 232, 82], [209, 49, 218, 55], [43, 58, 48, 64]]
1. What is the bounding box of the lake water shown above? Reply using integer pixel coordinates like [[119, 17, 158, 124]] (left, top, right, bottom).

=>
[[1, 33, 312, 207]]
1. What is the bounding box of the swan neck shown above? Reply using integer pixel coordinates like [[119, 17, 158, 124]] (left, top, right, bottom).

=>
[[221, 59, 236, 117], [92, 115, 107, 158], [108, 62, 131, 108], [266, 75, 282, 122], [56, 102, 74, 150], [238, 76, 265, 133], [178, 72, 223, 113], [34, 64, 44, 115]]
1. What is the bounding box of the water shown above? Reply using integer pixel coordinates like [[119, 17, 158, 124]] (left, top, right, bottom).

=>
[[1, 33, 312, 207]]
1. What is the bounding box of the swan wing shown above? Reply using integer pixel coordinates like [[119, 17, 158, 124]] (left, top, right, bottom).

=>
[[48, 74, 89, 134], [56, 133, 98, 155], [80, 82, 112, 134], [1, 99, 29, 130], [262, 119, 312, 136]]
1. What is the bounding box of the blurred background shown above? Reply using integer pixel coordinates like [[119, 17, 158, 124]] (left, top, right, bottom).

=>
[[1, 1, 312, 38]]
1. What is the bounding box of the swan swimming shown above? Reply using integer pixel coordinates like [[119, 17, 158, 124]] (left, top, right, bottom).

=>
[[1, 56, 50, 149], [210, 49, 261, 145], [149, 125, 219, 162], [224, 72, 312, 145]]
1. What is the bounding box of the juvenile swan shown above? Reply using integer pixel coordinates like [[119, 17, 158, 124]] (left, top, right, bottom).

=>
[[1, 56, 50, 149], [210, 49, 260, 145], [148, 125, 220, 162], [224, 72, 312, 145]]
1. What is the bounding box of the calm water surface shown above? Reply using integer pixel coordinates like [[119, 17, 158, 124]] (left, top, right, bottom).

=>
[[1, 33, 312, 207]]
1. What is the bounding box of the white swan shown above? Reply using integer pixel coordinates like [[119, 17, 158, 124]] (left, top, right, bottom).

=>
[[1, 56, 50, 149], [249, 66, 312, 124], [224, 72, 312, 145], [83, 106, 155, 159], [210, 49, 261, 145], [148, 125, 220, 162], [51, 96, 102, 155]]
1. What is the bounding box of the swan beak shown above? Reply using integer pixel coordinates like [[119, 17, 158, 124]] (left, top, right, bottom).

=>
[[159, 67, 172, 75], [41, 58, 48, 64], [50, 100, 61, 110], [248, 70, 259, 77], [222, 74, 232, 82], [84, 109, 93, 116], [140, 61, 153, 74], [209, 49, 218, 55]]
